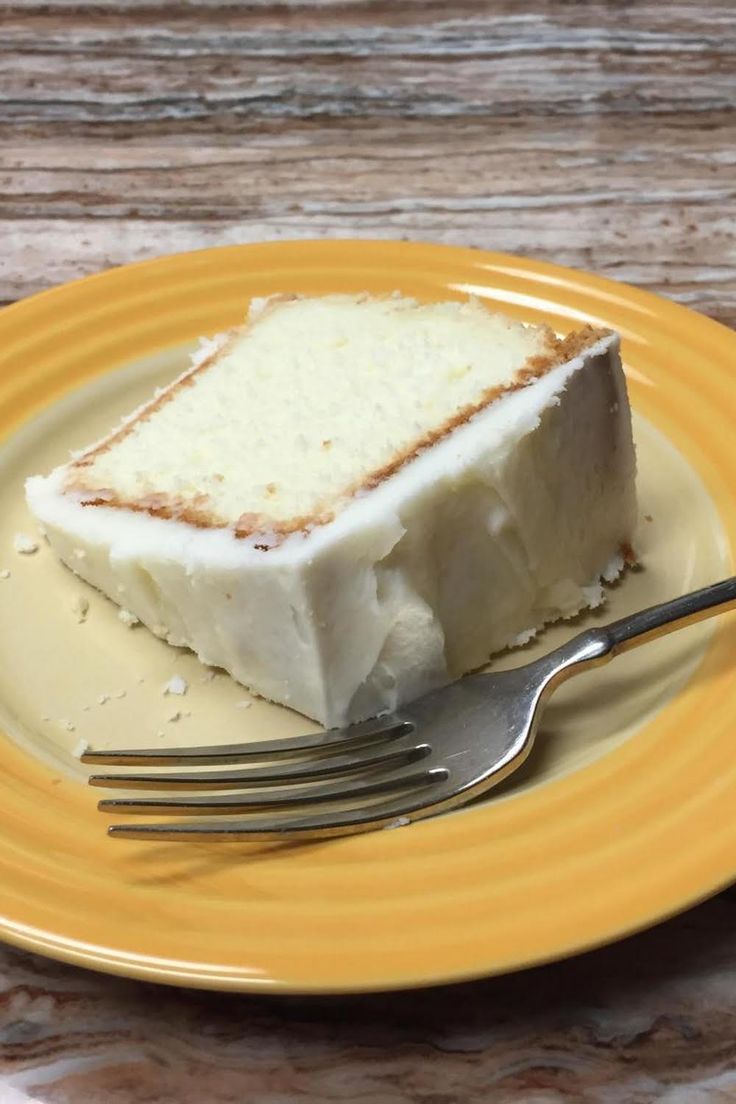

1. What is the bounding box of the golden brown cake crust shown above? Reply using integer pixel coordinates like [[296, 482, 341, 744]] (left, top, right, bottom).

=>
[[65, 319, 611, 544]]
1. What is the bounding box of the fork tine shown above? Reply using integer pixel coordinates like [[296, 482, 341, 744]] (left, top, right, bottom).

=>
[[97, 766, 448, 815], [106, 786, 461, 841], [81, 714, 411, 766], [88, 741, 431, 790]]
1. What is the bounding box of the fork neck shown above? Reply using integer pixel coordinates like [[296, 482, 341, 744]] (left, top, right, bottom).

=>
[[534, 629, 613, 693], [602, 576, 736, 654], [534, 575, 736, 693]]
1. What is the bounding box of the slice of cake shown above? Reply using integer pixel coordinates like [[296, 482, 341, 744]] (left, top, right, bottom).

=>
[[26, 294, 637, 727]]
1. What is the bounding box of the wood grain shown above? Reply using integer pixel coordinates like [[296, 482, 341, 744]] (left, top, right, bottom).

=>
[[0, 5, 735, 1101], [1, 1, 734, 323]]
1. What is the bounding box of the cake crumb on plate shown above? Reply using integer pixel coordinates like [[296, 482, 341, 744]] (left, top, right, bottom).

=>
[[164, 675, 188, 696], [72, 594, 89, 623], [13, 533, 39, 554]]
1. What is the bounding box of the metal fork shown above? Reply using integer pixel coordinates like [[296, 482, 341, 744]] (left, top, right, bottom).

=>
[[83, 577, 736, 841]]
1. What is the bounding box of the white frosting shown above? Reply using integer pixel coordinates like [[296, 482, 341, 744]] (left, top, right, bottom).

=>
[[26, 333, 637, 726]]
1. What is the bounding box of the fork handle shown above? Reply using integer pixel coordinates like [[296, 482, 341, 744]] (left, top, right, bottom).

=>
[[603, 576, 736, 655]]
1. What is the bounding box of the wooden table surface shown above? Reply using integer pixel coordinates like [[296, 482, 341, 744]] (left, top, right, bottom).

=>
[[1, 3, 735, 1101]]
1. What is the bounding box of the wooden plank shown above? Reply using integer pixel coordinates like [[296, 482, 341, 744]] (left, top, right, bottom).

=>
[[1, 1, 734, 324]]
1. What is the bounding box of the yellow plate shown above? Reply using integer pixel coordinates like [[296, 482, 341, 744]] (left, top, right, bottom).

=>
[[0, 241, 734, 994]]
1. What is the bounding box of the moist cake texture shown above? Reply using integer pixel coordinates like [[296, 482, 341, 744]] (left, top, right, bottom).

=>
[[26, 294, 638, 727], [67, 296, 568, 539]]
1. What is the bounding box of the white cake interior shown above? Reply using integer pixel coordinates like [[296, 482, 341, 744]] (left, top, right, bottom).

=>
[[67, 296, 559, 536]]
